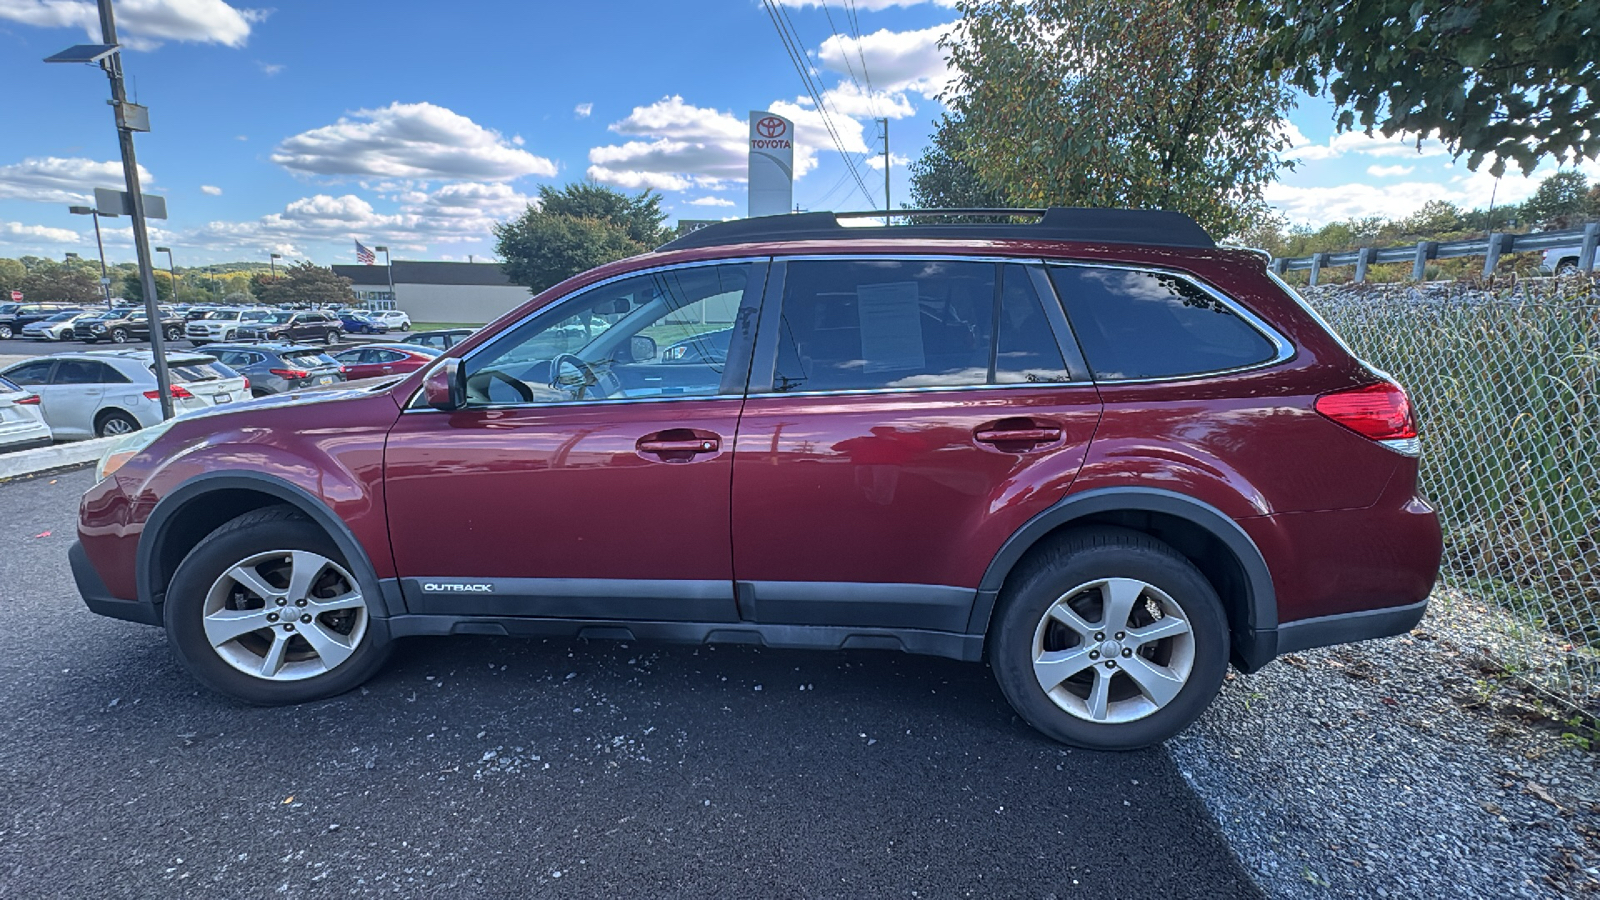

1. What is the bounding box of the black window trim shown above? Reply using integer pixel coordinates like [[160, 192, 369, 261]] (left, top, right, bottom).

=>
[[404, 256, 772, 412], [745, 254, 1097, 399], [1043, 260, 1295, 385]]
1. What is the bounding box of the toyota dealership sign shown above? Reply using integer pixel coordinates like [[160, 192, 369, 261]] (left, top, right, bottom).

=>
[[748, 111, 794, 218]]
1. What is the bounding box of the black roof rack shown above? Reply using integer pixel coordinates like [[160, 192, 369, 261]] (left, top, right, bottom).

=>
[[657, 207, 1216, 252]]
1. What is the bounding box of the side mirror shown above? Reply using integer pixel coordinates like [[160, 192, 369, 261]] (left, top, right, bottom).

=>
[[629, 335, 657, 363], [423, 358, 464, 410]]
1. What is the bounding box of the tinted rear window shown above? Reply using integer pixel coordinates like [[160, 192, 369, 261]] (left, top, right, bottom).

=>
[[285, 352, 334, 368], [164, 361, 236, 382], [1047, 266, 1278, 381]]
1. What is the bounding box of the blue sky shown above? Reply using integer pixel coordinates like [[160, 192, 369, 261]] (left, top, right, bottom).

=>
[[0, 0, 1592, 267]]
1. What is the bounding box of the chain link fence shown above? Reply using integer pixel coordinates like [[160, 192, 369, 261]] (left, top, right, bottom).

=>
[[1304, 279, 1600, 710]]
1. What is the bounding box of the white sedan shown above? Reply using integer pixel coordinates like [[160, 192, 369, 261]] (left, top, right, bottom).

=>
[[0, 375, 53, 451], [366, 310, 412, 331], [0, 349, 248, 439]]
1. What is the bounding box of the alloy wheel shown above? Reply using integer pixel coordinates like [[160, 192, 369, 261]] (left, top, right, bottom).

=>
[[201, 549, 368, 681], [1031, 577, 1196, 724]]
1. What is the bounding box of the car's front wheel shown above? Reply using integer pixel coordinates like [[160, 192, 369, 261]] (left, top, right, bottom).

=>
[[989, 526, 1228, 750], [164, 325, 183, 341], [325, 330, 340, 344], [164, 507, 391, 704], [109, 328, 129, 343], [0, 324, 13, 339], [95, 409, 140, 437]]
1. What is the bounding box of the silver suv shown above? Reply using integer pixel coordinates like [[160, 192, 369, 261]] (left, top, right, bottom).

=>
[[187, 308, 272, 346]]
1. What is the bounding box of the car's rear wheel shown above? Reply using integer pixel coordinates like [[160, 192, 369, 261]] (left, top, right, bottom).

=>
[[1557, 260, 1579, 276], [164, 325, 183, 341], [164, 507, 390, 704], [0, 325, 13, 339], [325, 330, 340, 344], [989, 526, 1228, 750], [109, 328, 129, 343], [94, 409, 140, 437], [224, 330, 236, 341]]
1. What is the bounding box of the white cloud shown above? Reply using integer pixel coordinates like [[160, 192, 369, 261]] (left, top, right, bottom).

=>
[[257, 61, 283, 76], [768, 98, 871, 180], [0, 157, 154, 205], [0, 0, 266, 49], [0, 221, 80, 244], [271, 102, 558, 182], [587, 96, 747, 191], [1266, 171, 1546, 228], [816, 24, 956, 99], [1283, 124, 1450, 164], [200, 184, 223, 195], [1366, 164, 1415, 178], [687, 196, 736, 207], [863, 152, 910, 171], [574, 103, 593, 119], [801, 81, 917, 120]]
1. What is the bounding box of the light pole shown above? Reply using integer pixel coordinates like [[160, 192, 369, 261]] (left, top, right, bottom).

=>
[[373, 245, 394, 309], [68, 205, 114, 306], [155, 246, 175, 303], [269, 252, 281, 281]]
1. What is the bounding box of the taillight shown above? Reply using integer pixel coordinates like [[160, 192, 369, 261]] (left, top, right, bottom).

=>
[[269, 368, 310, 379], [15, 394, 40, 405], [143, 385, 194, 400], [1315, 381, 1418, 453], [242, 377, 251, 391]]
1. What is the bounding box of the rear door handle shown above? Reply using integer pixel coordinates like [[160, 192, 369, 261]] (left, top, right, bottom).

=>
[[638, 437, 719, 454], [975, 427, 1062, 444]]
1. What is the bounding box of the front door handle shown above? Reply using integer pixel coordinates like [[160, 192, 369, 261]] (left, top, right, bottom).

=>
[[637, 429, 721, 462]]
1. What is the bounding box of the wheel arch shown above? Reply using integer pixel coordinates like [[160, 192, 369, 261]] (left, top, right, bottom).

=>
[[136, 472, 396, 619], [972, 487, 1279, 672]]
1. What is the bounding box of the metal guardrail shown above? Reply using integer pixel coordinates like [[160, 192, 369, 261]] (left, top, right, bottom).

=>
[[1271, 223, 1600, 284]]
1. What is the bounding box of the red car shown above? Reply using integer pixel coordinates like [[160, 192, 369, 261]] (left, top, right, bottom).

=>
[[331, 343, 439, 380], [71, 209, 1441, 749]]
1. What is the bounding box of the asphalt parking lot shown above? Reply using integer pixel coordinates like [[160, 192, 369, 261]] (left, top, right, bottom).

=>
[[0, 469, 1259, 899]]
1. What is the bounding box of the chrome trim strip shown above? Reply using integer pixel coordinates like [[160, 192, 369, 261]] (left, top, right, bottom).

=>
[[747, 380, 1095, 400]]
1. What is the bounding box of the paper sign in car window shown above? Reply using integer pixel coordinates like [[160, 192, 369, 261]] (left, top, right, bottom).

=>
[[857, 281, 925, 374]]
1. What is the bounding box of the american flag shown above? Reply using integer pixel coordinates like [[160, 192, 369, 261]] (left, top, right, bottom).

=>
[[355, 240, 375, 265]]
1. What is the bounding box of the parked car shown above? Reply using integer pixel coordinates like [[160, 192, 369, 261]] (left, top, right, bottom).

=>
[[331, 343, 439, 380], [69, 208, 1443, 750], [338, 312, 389, 335], [1541, 245, 1589, 275], [186, 308, 273, 345], [22, 311, 94, 342], [0, 375, 53, 452], [236, 310, 343, 344], [2, 349, 247, 438], [203, 343, 347, 396], [403, 328, 474, 352], [73, 307, 184, 344], [365, 310, 411, 331], [0, 304, 83, 340]]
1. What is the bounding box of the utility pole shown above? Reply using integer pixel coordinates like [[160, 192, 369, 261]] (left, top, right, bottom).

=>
[[879, 117, 890, 226], [99, 0, 172, 419]]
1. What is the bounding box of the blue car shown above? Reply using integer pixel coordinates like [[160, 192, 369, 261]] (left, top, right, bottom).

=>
[[339, 312, 389, 335]]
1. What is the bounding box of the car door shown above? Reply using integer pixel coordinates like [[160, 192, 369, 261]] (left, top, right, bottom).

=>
[[41, 359, 110, 438], [731, 257, 1103, 632], [384, 259, 765, 621]]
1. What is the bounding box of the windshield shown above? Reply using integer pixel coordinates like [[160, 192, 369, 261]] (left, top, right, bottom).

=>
[[201, 310, 243, 320], [45, 312, 78, 322]]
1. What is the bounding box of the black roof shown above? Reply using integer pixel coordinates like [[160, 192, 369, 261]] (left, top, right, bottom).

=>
[[333, 261, 514, 287], [658, 208, 1216, 252]]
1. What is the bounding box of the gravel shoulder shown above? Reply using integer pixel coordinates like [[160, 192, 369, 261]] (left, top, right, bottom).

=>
[[1171, 595, 1600, 899]]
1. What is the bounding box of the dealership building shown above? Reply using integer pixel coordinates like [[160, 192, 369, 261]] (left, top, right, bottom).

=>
[[333, 261, 532, 325]]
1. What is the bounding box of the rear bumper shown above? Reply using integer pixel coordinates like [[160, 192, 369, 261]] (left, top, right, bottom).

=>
[[69, 540, 160, 626]]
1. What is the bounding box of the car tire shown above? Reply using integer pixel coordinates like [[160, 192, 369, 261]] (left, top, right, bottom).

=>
[[94, 409, 141, 437], [1556, 261, 1579, 276], [165, 326, 183, 341], [163, 506, 392, 705], [988, 526, 1229, 750], [325, 330, 340, 344], [109, 328, 129, 344], [225, 330, 236, 341], [0, 325, 12, 339]]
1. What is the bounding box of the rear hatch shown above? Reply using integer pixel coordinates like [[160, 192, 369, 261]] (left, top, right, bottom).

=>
[[0, 377, 50, 441], [280, 348, 346, 386], [162, 357, 249, 409]]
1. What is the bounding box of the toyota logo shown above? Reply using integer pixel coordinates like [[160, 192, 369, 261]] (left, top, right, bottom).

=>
[[756, 116, 787, 138]]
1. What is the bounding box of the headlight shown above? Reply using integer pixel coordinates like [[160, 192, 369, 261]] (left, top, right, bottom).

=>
[[95, 419, 175, 482]]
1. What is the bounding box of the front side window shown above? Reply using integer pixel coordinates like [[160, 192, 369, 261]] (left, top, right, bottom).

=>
[[461, 262, 754, 406], [1048, 265, 1279, 381]]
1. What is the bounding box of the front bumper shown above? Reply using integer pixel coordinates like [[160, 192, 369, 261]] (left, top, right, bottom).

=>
[[70, 540, 160, 626]]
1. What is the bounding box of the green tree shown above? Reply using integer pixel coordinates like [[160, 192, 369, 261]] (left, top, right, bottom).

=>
[[1522, 171, 1593, 228], [0, 258, 25, 298], [120, 270, 175, 305], [1252, 0, 1600, 175], [939, 0, 1295, 239], [21, 262, 103, 304], [907, 115, 1009, 214], [250, 262, 356, 307], [494, 182, 667, 293]]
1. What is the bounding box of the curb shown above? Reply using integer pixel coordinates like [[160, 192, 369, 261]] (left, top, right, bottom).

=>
[[0, 436, 116, 481]]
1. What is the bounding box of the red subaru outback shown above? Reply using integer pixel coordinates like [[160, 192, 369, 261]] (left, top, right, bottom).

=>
[[71, 210, 1441, 749]]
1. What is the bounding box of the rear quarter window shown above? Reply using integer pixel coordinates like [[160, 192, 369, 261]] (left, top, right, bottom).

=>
[[1048, 265, 1280, 381]]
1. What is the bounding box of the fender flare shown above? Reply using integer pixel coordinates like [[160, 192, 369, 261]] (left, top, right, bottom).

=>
[[969, 487, 1279, 670], [136, 471, 396, 618]]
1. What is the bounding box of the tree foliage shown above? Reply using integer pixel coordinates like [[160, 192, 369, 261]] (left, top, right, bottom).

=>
[[120, 269, 174, 305], [1252, 0, 1600, 175], [7, 261, 105, 304], [248, 262, 356, 307], [938, 0, 1295, 238], [1521, 171, 1594, 229], [906, 115, 1010, 213], [494, 182, 667, 294]]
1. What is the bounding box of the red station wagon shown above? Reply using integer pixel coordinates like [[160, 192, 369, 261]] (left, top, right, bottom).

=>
[[71, 210, 1442, 749]]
